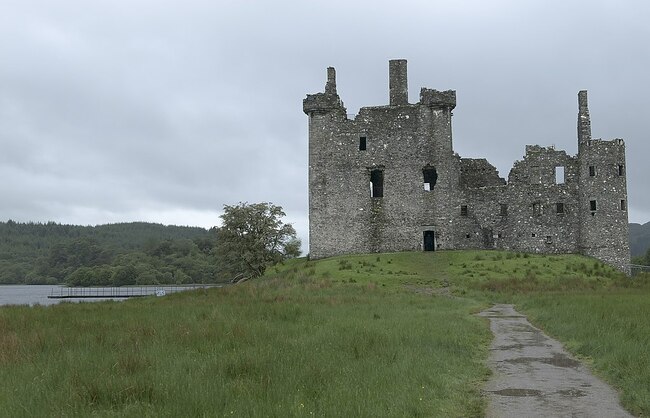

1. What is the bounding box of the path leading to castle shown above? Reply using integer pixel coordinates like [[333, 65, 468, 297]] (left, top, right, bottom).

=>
[[478, 304, 632, 418]]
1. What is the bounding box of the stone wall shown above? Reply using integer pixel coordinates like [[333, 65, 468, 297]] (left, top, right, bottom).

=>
[[304, 61, 630, 272]]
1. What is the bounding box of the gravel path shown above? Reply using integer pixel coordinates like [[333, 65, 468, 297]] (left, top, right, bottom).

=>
[[478, 304, 632, 418]]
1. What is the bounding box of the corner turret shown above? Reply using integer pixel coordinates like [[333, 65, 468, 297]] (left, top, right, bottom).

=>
[[419, 88, 456, 110], [303, 67, 346, 115]]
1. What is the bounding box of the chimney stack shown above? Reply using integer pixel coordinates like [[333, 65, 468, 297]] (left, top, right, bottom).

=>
[[578, 90, 591, 143], [389, 59, 408, 106]]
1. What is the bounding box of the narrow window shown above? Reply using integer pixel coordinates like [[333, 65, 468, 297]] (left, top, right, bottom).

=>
[[460, 205, 468, 216], [590, 200, 597, 211], [621, 199, 627, 211], [532, 166, 541, 184], [545, 235, 553, 244], [618, 164, 625, 176], [555, 166, 565, 184], [423, 167, 437, 192], [532, 203, 541, 216], [465, 233, 470, 238], [531, 233, 536, 237], [500, 204, 508, 216], [556, 202, 564, 214], [589, 165, 596, 177], [370, 169, 383, 198], [359, 136, 367, 151]]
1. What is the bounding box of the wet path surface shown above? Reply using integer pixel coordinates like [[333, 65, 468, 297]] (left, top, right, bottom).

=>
[[478, 304, 632, 418]]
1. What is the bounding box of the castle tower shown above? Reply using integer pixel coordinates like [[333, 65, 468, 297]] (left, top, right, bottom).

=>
[[576, 91, 630, 272], [304, 60, 458, 259]]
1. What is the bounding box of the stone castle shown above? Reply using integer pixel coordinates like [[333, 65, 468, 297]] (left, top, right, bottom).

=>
[[304, 60, 630, 272]]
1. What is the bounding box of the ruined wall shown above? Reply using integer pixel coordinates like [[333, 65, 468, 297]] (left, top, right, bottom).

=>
[[305, 62, 630, 272], [578, 138, 630, 272]]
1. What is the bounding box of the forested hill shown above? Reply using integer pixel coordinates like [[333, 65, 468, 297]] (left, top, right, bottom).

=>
[[630, 222, 650, 258], [0, 221, 220, 285]]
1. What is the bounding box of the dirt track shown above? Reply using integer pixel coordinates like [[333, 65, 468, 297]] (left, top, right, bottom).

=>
[[478, 304, 632, 418]]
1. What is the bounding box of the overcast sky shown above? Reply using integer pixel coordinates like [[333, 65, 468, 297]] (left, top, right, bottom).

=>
[[1, 0, 649, 251]]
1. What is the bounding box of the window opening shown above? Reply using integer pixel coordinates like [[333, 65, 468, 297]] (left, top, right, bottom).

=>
[[621, 199, 627, 211], [423, 167, 438, 192], [545, 236, 553, 244], [370, 169, 384, 198], [532, 166, 541, 184], [590, 200, 597, 211], [359, 136, 367, 151], [500, 204, 508, 216], [618, 164, 625, 176], [532, 203, 541, 216], [531, 233, 536, 237], [555, 166, 565, 184], [589, 165, 596, 177], [465, 233, 470, 239], [423, 231, 435, 251], [460, 205, 468, 216], [556, 203, 564, 214]]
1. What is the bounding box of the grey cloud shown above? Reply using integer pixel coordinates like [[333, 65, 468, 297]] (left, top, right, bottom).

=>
[[0, 0, 648, 244]]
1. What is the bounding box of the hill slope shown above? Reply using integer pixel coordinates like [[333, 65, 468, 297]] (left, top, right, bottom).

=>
[[629, 221, 650, 257], [0, 221, 215, 284]]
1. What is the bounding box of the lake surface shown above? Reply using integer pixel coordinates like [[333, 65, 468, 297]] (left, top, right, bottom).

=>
[[0, 284, 220, 307], [0, 285, 77, 306]]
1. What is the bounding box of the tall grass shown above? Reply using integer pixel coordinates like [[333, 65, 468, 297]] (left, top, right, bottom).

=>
[[514, 290, 650, 416], [3, 249, 648, 416], [0, 275, 490, 417]]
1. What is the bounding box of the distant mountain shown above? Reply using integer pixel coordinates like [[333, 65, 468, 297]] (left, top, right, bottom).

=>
[[629, 222, 650, 257]]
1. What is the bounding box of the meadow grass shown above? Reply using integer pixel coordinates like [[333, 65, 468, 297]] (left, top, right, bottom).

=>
[[2, 250, 649, 416], [274, 251, 650, 416], [513, 290, 650, 416], [0, 274, 490, 417]]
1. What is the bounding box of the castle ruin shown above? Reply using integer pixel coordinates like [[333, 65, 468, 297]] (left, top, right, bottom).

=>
[[304, 60, 630, 272]]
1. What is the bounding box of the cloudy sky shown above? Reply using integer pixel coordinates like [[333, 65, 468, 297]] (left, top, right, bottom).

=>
[[1, 0, 648, 250]]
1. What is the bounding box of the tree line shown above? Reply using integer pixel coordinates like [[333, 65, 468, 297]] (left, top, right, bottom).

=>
[[0, 203, 301, 286], [0, 221, 220, 285]]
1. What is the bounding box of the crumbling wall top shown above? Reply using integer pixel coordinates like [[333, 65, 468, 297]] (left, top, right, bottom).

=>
[[419, 88, 456, 109], [303, 66, 346, 115]]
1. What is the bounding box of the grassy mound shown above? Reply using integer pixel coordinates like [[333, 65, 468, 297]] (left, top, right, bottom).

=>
[[271, 250, 631, 295]]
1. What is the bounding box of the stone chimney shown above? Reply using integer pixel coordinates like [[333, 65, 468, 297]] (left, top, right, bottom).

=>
[[389, 59, 408, 106]]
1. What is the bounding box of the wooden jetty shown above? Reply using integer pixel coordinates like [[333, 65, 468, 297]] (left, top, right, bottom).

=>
[[47, 285, 218, 299]]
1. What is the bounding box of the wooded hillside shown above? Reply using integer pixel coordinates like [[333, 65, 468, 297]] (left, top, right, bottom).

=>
[[630, 222, 650, 257], [0, 221, 222, 285]]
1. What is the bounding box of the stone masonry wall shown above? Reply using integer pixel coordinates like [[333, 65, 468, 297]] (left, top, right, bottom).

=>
[[304, 62, 630, 272]]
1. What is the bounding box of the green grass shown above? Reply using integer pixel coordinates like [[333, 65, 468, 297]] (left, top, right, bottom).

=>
[[0, 274, 490, 417], [274, 250, 627, 295], [2, 249, 649, 416], [513, 291, 650, 416]]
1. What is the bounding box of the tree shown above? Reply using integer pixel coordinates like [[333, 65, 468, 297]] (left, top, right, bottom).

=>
[[214, 202, 301, 280]]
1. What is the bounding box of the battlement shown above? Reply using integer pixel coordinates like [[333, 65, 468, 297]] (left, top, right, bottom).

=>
[[419, 88, 456, 109], [303, 92, 344, 115]]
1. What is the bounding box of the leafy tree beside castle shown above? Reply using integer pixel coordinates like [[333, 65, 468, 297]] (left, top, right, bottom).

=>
[[214, 202, 301, 280]]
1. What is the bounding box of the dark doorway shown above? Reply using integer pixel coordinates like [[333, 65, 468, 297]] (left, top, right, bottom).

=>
[[423, 231, 435, 251]]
